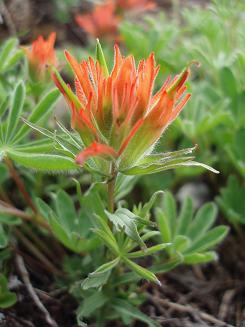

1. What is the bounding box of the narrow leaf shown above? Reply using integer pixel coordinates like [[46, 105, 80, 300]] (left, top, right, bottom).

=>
[[123, 257, 161, 285], [7, 150, 78, 171], [13, 89, 60, 142], [6, 81, 26, 141]]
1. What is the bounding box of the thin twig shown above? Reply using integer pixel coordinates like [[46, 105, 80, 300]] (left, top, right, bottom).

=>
[[218, 289, 235, 321], [21, 224, 58, 262], [15, 254, 58, 327], [14, 228, 63, 277], [148, 295, 234, 327], [0, 0, 16, 35], [5, 158, 37, 214], [0, 200, 49, 230]]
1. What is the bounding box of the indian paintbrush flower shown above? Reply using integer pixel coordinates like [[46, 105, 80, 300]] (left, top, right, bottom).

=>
[[52, 41, 191, 173], [117, 0, 156, 11], [75, 0, 156, 41], [75, 1, 120, 41], [24, 32, 57, 82]]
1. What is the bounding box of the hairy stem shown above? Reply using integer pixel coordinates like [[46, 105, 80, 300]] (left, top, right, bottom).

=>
[[107, 163, 117, 213]]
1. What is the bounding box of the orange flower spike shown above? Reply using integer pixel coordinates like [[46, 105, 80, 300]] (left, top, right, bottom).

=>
[[117, 0, 156, 12], [53, 41, 191, 171], [75, 1, 120, 40], [25, 32, 57, 82]]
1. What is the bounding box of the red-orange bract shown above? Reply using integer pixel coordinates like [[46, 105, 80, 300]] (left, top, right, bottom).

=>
[[75, 0, 156, 41], [24, 32, 57, 82], [75, 1, 120, 41], [117, 0, 156, 11], [52, 43, 191, 171]]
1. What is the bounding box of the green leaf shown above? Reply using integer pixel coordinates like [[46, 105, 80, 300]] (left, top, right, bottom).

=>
[[15, 138, 54, 154], [173, 235, 190, 252], [112, 299, 160, 327], [0, 275, 17, 309], [152, 254, 183, 274], [123, 257, 161, 285], [3, 49, 24, 72], [0, 225, 9, 248], [186, 226, 229, 253], [81, 258, 120, 290], [7, 150, 78, 171], [6, 81, 26, 142], [54, 190, 76, 233], [0, 96, 9, 120], [0, 163, 8, 184], [184, 251, 217, 265], [127, 243, 171, 258], [163, 191, 177, 235], [96, 39, 109, 77], [219, 67, 237, 100], [0, 214, 21, 225], [13, 89, 60, 142], [137, 146, 197, 166], [105, 208, 146, 249], [176, 197, 193, 235], [187, 203, 217, 241], [36, 198, 99, 253], [216, 175, 245, 225], [0, 38, 18, 71], [122, 157, 219, 175], [115, 174, 138, 201], [77, 292, 108, 319], [155, 208, 171, 243], [139, 191, 164, 219]]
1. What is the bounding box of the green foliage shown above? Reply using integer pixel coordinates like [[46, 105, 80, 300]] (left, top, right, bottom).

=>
[[0, 274, 17, 309], [216, 176, 245, 225], [121, 0, 245, 178], [156, 192, 229, 264], [36, 189, 100, 253], [0, 38, 24, 102], [0, 85, 70, 172]]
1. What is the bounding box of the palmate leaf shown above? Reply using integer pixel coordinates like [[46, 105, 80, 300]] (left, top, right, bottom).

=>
[[6, 81, 26, 142], [112, 298, 160, 327], [36, 198, 99, 253], [105, 208, 146, 249], [77, 291, 108, 324], [156, 192, 229, 265], [81, 258, 120, 290], [216, 175, 245, 225], [121, 146, 219, 175]]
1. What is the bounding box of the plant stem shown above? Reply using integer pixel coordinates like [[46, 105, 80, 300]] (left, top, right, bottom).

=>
[[0, 200, 50, 230], [107, 163, 117, 213], [5, 158, 37, 214]]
